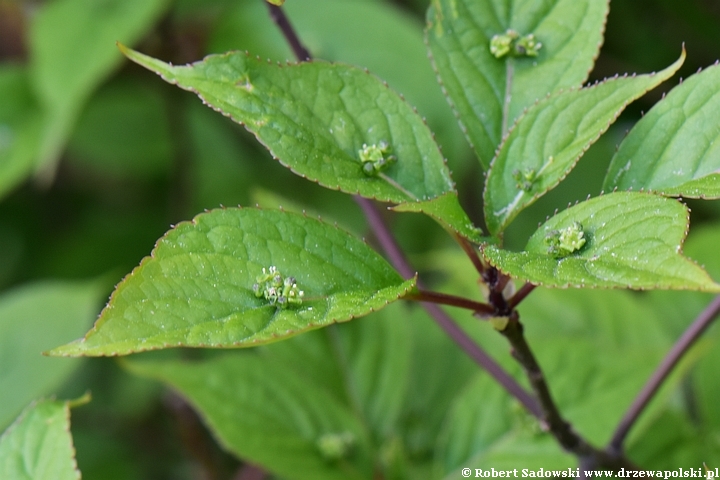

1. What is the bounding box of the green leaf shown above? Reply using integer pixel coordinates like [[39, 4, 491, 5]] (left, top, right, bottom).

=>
[[0, 397, 87, 480], [392, 192, 485, 243], [49, 208, 415, 357], [483, 192, 720, 291], [519, 288, 673, 446], [641, 225, 720, 340], [120, 46, 442, 201], [119, 45, 481, 241], [251, 303, 414, 442], [122, 304, 417, 479], [125, 353, 373, 480], [435, 373, 516, 476], [208, 0, 470, 172], [426, 0, 609, 170], [436, 286, 678, 474], [324, 310, 412, 440], [604, 63, 720, 198], [0, 281, 103, 429], [28, 0, 169, 176], [626, 409, 720, 469], [0, 65, 43, 200], [484, 51, 685, 235]]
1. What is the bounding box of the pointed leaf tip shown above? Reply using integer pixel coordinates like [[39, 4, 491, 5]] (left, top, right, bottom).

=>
[[427, 0, 610, 170], [114, 47, 479, 242], [0, 398, 84, 480], [51, 208, 416, 356], [604, 52, 720, 199], [484, 51, 684, 235], [484, 192, 720, 292]]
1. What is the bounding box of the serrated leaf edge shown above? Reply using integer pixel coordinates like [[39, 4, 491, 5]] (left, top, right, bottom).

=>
[[51, 280, 415, 357], [0, 398, 82, 480], [391, 191, 486, 243], [604, 60, 720, 199], [48, 206, 417, 357], [424, 0, 610, 171], [119, 44, 457, 204], [481, 191, 720, 291], [484, 49, 686, 235]]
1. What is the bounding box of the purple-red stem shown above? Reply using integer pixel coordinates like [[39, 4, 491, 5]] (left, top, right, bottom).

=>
[[358, 198, 542, 417], [609, 294, 720, 452], [265, 2, 310, 60], [454, 233, 486, 276], [265, 0, 540, 421], [356, 198, 415, 279], [507, 282, 537, 310], [408, 289, 494, 315], [233, 464, 267, 480]]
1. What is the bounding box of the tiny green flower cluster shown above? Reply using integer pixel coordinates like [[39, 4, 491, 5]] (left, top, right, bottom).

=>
[[316, 431, 355, 461], [490, 29, 542, 58], [544, 221, 587, 258], [512, 167, 537, 192], [358, 141, 396, 176], [253, 266, 304, 308]]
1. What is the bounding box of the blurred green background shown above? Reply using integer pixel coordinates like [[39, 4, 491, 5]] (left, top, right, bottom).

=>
[[2, 0, 720, 478]]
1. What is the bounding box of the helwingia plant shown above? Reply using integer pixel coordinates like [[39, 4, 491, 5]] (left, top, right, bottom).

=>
[[23, 0, 720, 476]]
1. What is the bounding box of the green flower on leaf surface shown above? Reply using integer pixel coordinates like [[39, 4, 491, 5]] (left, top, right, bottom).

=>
[[316, 431, 355, 461], [544, 221, 587, 258], [358, 141, 397, 176], [512, 167, 537, 192], [490, 29, 542, 58], [253, 266, 304, 308], [515, 33, 542, 57]]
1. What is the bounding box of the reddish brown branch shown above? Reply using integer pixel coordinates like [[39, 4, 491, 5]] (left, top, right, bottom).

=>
[[454, 233, 486, 276], [265, 2, 311, 61], [609, 294, 720, 452], [507, 282, 536, 309], [499, 313, 638, 470], [407, 289, 494, 315]]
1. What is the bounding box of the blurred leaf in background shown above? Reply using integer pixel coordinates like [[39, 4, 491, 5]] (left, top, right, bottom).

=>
[[0, 280, 104, 429], [28, 0, 169, 181], [0, 396, 88, 480]]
